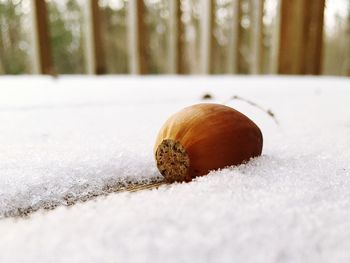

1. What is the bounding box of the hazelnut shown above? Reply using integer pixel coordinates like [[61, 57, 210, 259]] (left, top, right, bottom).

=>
[[154, 103, 263, 183]]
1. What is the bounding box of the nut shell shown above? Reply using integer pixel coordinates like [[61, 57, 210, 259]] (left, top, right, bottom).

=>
[[154, 103, 263, 182]]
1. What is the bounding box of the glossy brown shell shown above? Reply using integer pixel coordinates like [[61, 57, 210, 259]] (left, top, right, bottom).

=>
[[154, 103, 263, 181]]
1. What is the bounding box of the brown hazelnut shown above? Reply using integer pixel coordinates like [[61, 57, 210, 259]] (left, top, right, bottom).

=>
[[154, 103, 263, 183]]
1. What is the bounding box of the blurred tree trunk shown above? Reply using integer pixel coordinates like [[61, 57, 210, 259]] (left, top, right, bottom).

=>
[[168, 0, 184, 74], [208, 0, 215, 74], [85, 0, 106, 74], [32, 0, 53, 75], [228, 0, 241, 74], [137, 0, 147, 74], [176, 0, 184, 74], [347, 6, 350, 76], [278, 0, 305, 74], [278, 0, 325, 75], [302, 0, 325, 74]]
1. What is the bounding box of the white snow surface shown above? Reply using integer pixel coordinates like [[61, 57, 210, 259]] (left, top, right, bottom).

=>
[[0, 76, 349, 262]]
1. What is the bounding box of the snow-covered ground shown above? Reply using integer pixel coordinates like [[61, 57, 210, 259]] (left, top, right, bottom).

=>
[[0, 76, 349, 262]]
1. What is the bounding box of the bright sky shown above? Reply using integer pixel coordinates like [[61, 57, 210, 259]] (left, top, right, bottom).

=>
[[324, 0, 349, 28]]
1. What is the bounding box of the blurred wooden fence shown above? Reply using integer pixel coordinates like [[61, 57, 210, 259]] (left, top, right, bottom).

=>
[[31, 0, 326, 75]]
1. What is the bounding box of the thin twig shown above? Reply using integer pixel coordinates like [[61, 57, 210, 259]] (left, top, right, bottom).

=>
[[225, 95, 279, 124], [126, 181, 166, 192]]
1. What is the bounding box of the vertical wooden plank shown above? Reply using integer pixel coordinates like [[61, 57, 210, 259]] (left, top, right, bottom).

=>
[[347, 8, 350, 76], [168, 0, 177, 74], [250, 0, 264, 74], [136, 0, 147, 74], [31, 0, 53, 75], [85, 0, 106, 75], [169, 0, 184, 74], [29, 0, 39, 74], [127, 0, 139, 74], [228, 0, 241, 74], [302, 0, 325, 74], [278, 0, 325, 75], [0, 57, 4, 74], [86, 0, 107, 74], [269, 0, 281, 74], [200, 0, 214, 74], [84, 1, 94, 74], [277, 0, 305, 74], [127, 0, 147, 74], [209, 0, 216, 74], [91, 0, 105, 74], [175, 0, 185, 74]]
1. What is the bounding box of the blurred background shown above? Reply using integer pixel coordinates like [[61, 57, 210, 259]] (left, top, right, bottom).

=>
[[0, 0, 349, 76]]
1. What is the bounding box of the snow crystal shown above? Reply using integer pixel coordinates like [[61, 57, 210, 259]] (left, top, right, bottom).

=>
[[0, 76, 349, 262]]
